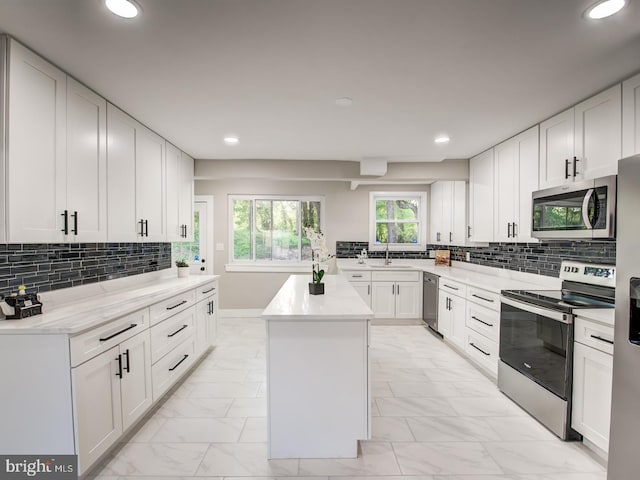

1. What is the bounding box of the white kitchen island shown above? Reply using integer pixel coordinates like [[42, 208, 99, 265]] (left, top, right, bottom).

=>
[[262, 274, 372, 459]]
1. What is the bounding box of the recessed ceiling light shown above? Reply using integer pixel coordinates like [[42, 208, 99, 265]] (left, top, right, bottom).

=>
[[585, 0, 626, 19], [434, 135, 450, 144], [335, 97, 353, 107], [105, 0, 140, 18], [223, 136, 239, 145]]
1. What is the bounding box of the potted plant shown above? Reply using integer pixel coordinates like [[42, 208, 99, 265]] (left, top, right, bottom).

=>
[[304, 227, 334, 295], [175, 259, 190, 278]]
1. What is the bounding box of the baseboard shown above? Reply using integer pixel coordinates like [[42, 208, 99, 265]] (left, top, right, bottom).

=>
[[219, 308, 263, 318]]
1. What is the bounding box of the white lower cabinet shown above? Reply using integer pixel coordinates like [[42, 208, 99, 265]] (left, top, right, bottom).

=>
[[195, 281, 218, 356], [572, 317, 614, 453], [438, 290, 466, 348], [371, 271, 422, 319], [351, 282, 372, 308], [341, 270, 372, 308]]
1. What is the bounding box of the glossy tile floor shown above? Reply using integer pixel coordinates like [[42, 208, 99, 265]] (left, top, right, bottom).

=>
[[92, 318, 606, 480]]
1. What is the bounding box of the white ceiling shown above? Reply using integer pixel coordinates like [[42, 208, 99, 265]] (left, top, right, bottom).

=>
[[1, 0, 639, 163]]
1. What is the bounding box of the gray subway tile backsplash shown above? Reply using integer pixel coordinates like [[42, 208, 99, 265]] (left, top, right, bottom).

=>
[[336, 240, 616, 278], [1, 243, 171, 297]]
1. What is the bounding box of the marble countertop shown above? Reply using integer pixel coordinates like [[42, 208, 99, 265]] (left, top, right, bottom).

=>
[[262, 274, 373, 321], [0, 274, 219, 335], [337, 259, 559, 294], [575, 308, 615, 326]]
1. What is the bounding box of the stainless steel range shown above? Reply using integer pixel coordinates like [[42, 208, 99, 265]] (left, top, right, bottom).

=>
[[499, 260, 615, 440]]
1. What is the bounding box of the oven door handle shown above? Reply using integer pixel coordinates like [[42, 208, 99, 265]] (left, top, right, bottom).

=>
[[500, 296, 572, 323], [581, 188, 594, 230]]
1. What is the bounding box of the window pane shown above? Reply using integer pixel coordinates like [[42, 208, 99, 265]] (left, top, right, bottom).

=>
[[375, 222, 419, 244], [301, 200, 321, 260], [376, 199, 419, 221], [233, 199, 252, 260], [255, 200, 273, 260], [272, 200, 299, 261]]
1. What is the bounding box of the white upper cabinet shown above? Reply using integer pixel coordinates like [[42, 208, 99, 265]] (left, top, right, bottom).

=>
[[623, 72, 640, 157], [494, 126, 539, 242], [6, 39, 67, 242], [429, 182, 445, 244], [166, 143, 194, 242], [540, 85, 621, 188], [66, 78, 107, 242], [468, 149, 494, 243], [135, 126, 166, 242], [430, 181, 466, 246]]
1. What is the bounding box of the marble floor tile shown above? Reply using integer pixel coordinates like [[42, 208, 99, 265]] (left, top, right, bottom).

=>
[[155, 397, 233, 418], [149, 417, 245, 443], [423, 366, 486, 383], [370, 417, 415, 441], [406, 416, 502, 442], [483, 441, 606, 474], [124, 416, 167, 443], [298, 442, 401, 476], [195, 443, 299, 476], [373, 368, 429, 383], [452, 379, 503, 397], [186, 381, 261, 398], [376, 397, 457, 417], [100, 443, 209, 476], [226, 397, 267, 417], [483, 416, 558, 441], [388, 381, 459, 398], [239, 417, 267, 443], [372, 381, 394, 397], [393, 441, 503, 475], [446, 396, 528, 417]]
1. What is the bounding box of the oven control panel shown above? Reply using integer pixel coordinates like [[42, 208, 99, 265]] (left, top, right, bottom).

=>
[[560, 260, 615, 288]]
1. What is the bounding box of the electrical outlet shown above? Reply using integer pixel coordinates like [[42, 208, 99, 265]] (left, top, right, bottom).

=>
[[465, 252, 471, 262], [428, 250, 435, 258]]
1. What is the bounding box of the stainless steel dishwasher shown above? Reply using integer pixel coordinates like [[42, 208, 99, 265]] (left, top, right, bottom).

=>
[[422, 272, 439, 332]]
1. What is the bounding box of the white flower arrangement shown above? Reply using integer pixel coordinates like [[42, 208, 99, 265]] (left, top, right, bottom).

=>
[[304, 227, 335, 284]]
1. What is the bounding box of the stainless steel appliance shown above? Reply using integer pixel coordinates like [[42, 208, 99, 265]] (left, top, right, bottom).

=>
[[422, 272, 439, 332], [531, 175, 616, 239], [499, 260, 615, 440], [608, 155, 640, 479]]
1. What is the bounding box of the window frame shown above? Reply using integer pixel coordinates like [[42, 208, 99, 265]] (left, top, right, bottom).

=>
[[227, 194, 325, 272], [369, 191, 427, 251]]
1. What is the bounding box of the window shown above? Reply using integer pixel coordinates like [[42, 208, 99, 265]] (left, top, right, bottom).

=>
[[369, 192, 427, 251], [229, 195, 324, 268]]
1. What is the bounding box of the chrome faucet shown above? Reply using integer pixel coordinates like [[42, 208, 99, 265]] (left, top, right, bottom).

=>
[[385, 243, 392, 265]]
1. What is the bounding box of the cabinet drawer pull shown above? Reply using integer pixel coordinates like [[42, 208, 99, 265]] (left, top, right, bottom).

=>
[[471, 293, 494, 303], [139, 219, 145, 237], [202, 287, 216, 294], [115, 353, 123, 378], [168, 324, 188, 338], [123, 348, 131, 372], [590, 334, 614, 345], [166, 300, 188, 310], [71, 211, 78, 235], [471, 315, 494, 327], [469, 342, 490, 356], [573, 156, 579, 177], [99, 323, 138, 342], [144, 219, 149, 237], [565, 158, 570, 179], [352, 274, 363, 278], [443, 284, 459, 291], [169, 354, 189, 371], [61, 210, 69, 235], [507, 222, 512, 238]]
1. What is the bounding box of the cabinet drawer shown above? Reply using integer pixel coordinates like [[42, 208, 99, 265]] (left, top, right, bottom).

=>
[[196, 281, 218, 302], [149, 289, 196, 326], [575, 317, 614, 355], [151, 337, 195, 401], [466, 303, 500, 342], [440, 278, 467, 297], [150, 306, 196, 364], [343, 270, 372, 282], [467, 286, 500, 311], [70, 309, 149, 367], [372, 270, 420, 282], [464, 329, 498, 377]]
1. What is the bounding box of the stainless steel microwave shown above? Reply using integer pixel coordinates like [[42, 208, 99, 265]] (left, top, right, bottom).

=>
[[531, 175, 616, 240]]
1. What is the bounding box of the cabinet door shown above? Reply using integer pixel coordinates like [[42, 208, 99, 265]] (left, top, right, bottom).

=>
[[448, 294, 466, 349], [395, 282, 421, 319], [515, 126, 539, 242], [106, 104, 137, 242], [450, 181, 467, 246], [135, 126, 166, 241], [207, 294, 218, 347], [493, 138, 517, 242], [195, 297, 217, 355], [439, 182, 453, 244], [180, 152, 195, 242], [574, 84, 621, 181], [165, 142, 182, 242], [351, 282, 372, 309], [429, 182, 444, 244], [72, 346, 123, 475], [623, 72, 640, 157], [468, 149, 494, 242], [7, 40, 66, 242], [371, 282, 395, 318], [119, 331, 152, 432], [66, 78, 107, 242], [437, 293, 451, 338], [572, 342, 613, 453], [539, 108, 574, 189]]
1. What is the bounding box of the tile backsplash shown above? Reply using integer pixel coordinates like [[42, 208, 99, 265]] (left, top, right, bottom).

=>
[[336, 240, 616, 278], [1, 243, 171, 297]]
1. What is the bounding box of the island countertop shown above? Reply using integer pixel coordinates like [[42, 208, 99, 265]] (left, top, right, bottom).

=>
[[262, 274, 373, 321]]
